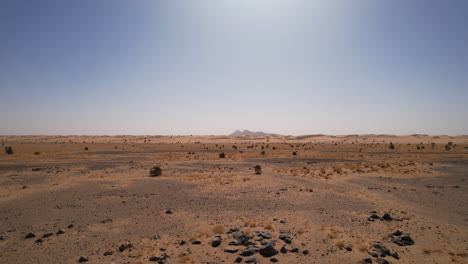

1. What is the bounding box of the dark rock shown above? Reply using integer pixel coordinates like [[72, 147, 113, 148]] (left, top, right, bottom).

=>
[[259, 240, 278, 257], [280, 246, 288, 254], [35, 238, 43, 243], [244, 241, 256, 246], [25, 233, 36, 239], [376, 258, 390, 264], [234, 231, 249, 244], [382, 213, 393, 221], [254, 236, 264, 241], [165, 210, 172, 214], [245, 257, 257, 263], [229, 240, 242, 246], [0, 235, 8, 240], [260, 232, 273, 239], [119, 242, 133, 252], [240, 246, 260, 256], [224, 248, 239, 253], [290, 248, 299, 253], [279, 234, 292, 244], [42, 233, 53, 238], [345, 246, 353, 251], [392, 233, 415, 246], [368, 252, 378, 258], [270, 258, 278, 262], [392, 230, 402, 236], [227, 227, 240, 234], [390, 251, 399, 259], [56, 229, 65, 235], [235, 257, 243, 263], [78, 256, 88, 262], [178, 240, 186, 245], [149, 253, 168, 262], [159, 248, 166, 251], [191, 240, 201, 245], [363, 258, 373, 263], [68, 224, 74, 228], [212, 236, 222, 247], [103, 251, 113, 256], [303, 250, 309, 255]]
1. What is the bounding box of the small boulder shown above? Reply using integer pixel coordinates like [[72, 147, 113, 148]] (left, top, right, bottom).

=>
[[25, 233, 36, 239], [212, 236, 222, 247]]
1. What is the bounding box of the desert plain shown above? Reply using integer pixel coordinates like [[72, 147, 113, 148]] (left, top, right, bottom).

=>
[[0, 134, 467, 264]]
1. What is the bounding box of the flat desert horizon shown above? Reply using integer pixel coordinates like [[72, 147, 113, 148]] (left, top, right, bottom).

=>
[[1, 134, 467, 263]]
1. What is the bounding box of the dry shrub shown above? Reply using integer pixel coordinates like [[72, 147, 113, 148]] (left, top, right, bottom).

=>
[[212, 225, 224, 234]]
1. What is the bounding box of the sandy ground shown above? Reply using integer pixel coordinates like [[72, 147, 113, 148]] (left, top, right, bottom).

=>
[[0, 135, 467, 264]]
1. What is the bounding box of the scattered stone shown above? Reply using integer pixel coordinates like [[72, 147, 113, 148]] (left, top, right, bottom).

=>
[[244, 241, 256, 246], [259, 240, 278, 257], [245, 257, 257, 263], [382, 213, 393, 221], [270, 258, 278, 262], [229, 240, 242, 246], [345, 246, 353, 251], [0, 235, 8, 240], [376, 258, 391, 264], [78, 256, 88, 262], [103, 251, 113, 256], [68, 224, 74, 228], [25, 233, 36, 239], [118, 242, 133, 252], [35, 238, 43, 243], [56, 229, 65, 235], [227, 227, 240, 234], [392, 230, 402, 236], [178, 240, 186, 245], [280, 246, 288, 254], [149, 253, 169, 262], [240, 245, 260, 256], [224, 247, 239, 253], [392, 234, 414, 246], [191, 240, 201, 245], [303, 249, 309, 255], [165, 209, 173, 214], [234, 231, 249, 244], [212, 235, 222, 247], [290, 248, 299, 253], [279, 234, 292, 244], [363, 258, 373, 263], [235, 257, 243, 263], [42, 233, 53, 238]]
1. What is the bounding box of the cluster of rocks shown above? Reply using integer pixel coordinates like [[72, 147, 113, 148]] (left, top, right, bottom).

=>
[[205, 227, 309, 263], [361, 231, 415, 264], [23, 225, 73, 244], [367, 212, 400, 222]]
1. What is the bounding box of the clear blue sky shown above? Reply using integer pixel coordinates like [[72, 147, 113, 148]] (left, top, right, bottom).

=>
[[1, 0, 467, 135]]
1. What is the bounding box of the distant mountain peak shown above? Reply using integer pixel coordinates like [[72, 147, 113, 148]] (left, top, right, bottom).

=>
[[229, 130, 280, 137]]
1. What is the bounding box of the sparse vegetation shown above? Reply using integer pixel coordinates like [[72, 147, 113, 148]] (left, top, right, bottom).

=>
[[212, 225, 224, 234], [4, 146, 13, 154], [149, 166, 162, 177]]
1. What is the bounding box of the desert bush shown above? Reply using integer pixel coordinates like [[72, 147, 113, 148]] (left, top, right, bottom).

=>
[[219, 152, 225, 158], [254, 165, 262, 175], [4, 146, 13, 155], [445, 142, 453, 151], [149, 166, 162, 177]]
